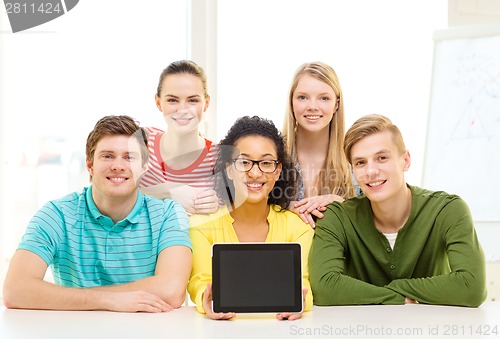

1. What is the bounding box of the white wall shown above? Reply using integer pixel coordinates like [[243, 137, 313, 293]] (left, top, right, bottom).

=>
[[449, 0, 500, 26], [216, 0, 448, 187]]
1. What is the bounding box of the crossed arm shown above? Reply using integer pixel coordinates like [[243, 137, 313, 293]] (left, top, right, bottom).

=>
[[141, 183, 219, 215], [3, 246, 192, 312], [309, 201, 487, 307], [309, 225, 406, 306]]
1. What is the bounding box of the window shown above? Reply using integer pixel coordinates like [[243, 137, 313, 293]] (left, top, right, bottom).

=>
[[0, 0, 189, 295]]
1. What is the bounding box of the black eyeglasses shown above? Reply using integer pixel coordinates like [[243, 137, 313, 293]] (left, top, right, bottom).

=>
[[232, 158, 280, 173]]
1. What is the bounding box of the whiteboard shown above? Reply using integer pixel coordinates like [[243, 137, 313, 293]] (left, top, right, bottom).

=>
[[423, 23, 500, 222]]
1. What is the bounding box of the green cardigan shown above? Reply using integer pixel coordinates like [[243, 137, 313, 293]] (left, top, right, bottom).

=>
[[309, 185, 487, 307]]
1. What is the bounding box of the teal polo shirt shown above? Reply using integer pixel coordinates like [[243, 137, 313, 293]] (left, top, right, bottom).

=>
[[18, 186, 191, 287]]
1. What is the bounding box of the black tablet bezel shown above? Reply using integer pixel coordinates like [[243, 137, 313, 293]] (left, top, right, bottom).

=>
[[211, 242, 302, 313]]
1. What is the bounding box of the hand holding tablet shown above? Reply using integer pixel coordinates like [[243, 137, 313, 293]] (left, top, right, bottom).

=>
[[211, 243, 303, 316], [202, 282, 236, 320]]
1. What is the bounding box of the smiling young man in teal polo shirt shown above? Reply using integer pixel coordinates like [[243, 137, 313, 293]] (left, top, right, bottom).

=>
[[3, 115, 192, 312], [309, 114, 486, 307]]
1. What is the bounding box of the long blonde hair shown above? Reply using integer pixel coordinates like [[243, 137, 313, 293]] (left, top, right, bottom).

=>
[[282, 62, 354, 198]]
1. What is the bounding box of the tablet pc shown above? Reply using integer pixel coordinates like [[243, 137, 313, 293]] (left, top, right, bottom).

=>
[[211, 242, 302, 313]]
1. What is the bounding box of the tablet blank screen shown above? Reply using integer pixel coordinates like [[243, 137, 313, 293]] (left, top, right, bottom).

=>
[[212, 243, 302, 313]]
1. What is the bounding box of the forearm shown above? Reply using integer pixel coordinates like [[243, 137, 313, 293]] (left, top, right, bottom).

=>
[[3, 278, 111, 311], [189, 224, 215, 313], [388, 199, 488, 307], [4, 250, 113, 311], [288, 201, 299, 210], [302, 278, 313, 311], [187, 274, 211, 314], [295, 224, 314, 311], [140, 184, 172, 199], [310, 214, 404, 305], [386, 270, 487, 307], [311, 271, 404, 305], [94, 246, 193, 308], [92, 275, 187, 308]]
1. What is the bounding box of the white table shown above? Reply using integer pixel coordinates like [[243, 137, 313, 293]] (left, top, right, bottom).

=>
[[1, 302, 499, 339]]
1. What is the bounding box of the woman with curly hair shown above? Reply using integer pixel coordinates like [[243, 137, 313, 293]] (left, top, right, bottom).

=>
[[188, 116, 313, 321]]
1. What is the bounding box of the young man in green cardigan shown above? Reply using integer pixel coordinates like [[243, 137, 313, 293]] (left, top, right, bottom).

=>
[[309, 114, 486, 307]]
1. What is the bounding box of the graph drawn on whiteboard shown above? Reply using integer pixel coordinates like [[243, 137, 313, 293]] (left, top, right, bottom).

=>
[[449, 50, 500, 142], [423, 24, 500, 221]]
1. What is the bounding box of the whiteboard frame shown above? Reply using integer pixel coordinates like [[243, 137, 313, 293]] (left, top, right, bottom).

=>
[[432, 22, 500, 41]]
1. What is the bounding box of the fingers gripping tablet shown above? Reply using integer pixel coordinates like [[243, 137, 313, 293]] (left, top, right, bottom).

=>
[[211, 243, 302, 313]]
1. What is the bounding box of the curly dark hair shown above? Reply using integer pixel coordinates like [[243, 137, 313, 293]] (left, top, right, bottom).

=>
[[214, 116, 295, 211]]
